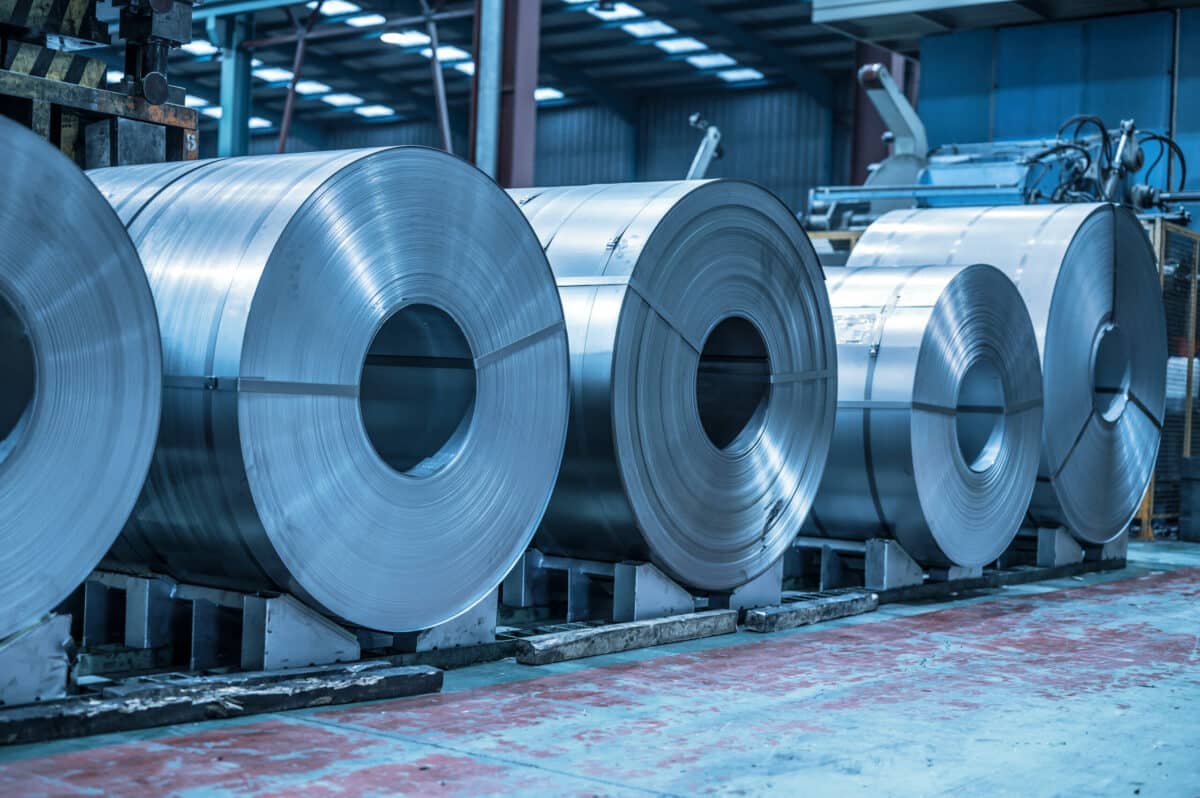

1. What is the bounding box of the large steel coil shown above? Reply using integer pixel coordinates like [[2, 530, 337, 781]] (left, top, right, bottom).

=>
[[848, 205, 1166, 544], [509, 180, 837, 591], [0, 118, 161, 640], [808, 265, 1043, 566], [89, 148, 570, 632]]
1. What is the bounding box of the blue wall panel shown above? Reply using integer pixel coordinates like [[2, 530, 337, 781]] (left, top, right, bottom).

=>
[[919, 28, 994, 146], [1174, 9, 1200, 192], [535, 104, 636, 187], [923, 11, 1172, 145]]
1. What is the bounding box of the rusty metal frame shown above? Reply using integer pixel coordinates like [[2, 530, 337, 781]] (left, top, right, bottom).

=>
[[0, 70, 198, 162]]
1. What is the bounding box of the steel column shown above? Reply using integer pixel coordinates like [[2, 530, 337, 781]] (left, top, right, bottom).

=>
[[496, 0, 538, 187], [472, 0, 503, 177], [213, 14, 252, 157]]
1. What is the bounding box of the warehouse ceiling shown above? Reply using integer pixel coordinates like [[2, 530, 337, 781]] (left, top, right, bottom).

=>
[[95, 0, 1200, 134]]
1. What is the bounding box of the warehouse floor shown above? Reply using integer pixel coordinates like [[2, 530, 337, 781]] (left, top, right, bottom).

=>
[[1, 542, 1198, 797]]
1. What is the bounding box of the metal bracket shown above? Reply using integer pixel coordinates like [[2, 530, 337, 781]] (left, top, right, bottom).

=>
[[241, 594, 359, 671], [613, 562, 695, 622], [864, 539, 926, 590], [392, 589, 498, 652], [0, 614, 71, 706], [791, 537, 926, 591], [709, 558, 783, 613], [1037, 526, 1086, 568], [502, 549, 620, 622], [1085, 528, 1129, 562]]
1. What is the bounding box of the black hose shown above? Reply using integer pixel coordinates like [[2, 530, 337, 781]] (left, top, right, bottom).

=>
[[1139, 132, 1188, 192], [1058, 114, 1112, 165]]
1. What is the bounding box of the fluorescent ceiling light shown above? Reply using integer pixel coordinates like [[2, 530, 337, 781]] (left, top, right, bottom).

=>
[[305, 0, 360, 14], [655, 37, 706, 54], [180, 40, 218, 57], [106, 69, 123, 83], [252, 58, 263, 67], [717, 67, 764, 82], [380, 29, 430, 47], [622, 19, 674, 38], [294, 80, 331, 95], [588, 2, 642, 20], [344, 13, 385, 26], [454, 61, 476, 76], [355, 104, 395, 117], [249, 116, 272, 129], [686, 52, 736, 69], [201, 106, 222, 119], [252, 66, 294, 82], [184, 95, 210, 108], [535, 86, 564, 102], [420, 44, 470, 62], [321, 92, 364, 106]]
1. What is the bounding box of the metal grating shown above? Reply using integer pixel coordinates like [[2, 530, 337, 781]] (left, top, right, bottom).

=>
[[1150, 221, 1200, 530]]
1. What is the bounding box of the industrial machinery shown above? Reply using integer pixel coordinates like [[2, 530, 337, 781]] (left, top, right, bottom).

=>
[[806, 63, 1198, 233], [686, 112, 722, 179], [1, 0, 197, 164]]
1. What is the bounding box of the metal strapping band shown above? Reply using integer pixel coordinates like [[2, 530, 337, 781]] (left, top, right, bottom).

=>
[[474, 320, 566, 370], [1127, 390, 1165, 431], [555, 275, 631, 287], [1049, 408, 1096, 480], [625, 277, 703, 354], [861, 266, 928, 534], [164, 375, 359, 397], [771, 369, 833, 385]]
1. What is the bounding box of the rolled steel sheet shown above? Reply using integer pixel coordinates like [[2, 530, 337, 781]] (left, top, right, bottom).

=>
[[0, 117, 161, 640], [90, 148, 569, 632], [848, 205, 1166, 544], [509, 181, 837, 591], [809, 265, 1043, 566]]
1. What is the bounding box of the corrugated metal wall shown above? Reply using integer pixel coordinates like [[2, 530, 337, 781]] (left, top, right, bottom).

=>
[[920, 11, 1176, 147], [196, 85, 839, 214], [533, 86, 836, 213], [534, 104, 636, 186], [637, 88, 833, 212]]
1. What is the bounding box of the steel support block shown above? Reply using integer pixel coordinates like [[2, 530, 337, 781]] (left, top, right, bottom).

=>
[[612, 562, 694, 622], [1037, 526, 1085, 568], [864, 538, 925, 590], [123, 575, 176, 650], [0, 615, 71, 706], [241, 594, 359, 671], [1085, 528, 1129, 562], [394, 589, 498, 652], [711, 558, 783, 613]]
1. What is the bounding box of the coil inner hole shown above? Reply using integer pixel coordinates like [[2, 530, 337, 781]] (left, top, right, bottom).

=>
[[956, 359, 1006, 473], [1092, 323, 1132, 423], [697, 316, 770, 450], [0, 291, 35, 464], [359, 304, 476, 476]]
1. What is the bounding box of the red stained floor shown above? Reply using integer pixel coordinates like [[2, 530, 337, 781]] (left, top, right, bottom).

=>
[[2, 559, 1198, 796]]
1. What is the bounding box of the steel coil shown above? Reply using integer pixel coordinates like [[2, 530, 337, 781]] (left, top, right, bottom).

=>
[[0, 118, 161, 640], [89, 148, 569, 632], [848, 204, 1166, 544], [809, 265, 1043, 566], [509, 181, 837, 591]]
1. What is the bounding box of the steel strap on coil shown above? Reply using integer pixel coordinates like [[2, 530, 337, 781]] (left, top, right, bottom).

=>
[[808, 265, 1043, 567], [0, 118, 162, 640], [89, 147, 570, 633], [849, 204, 1166, 544], [510, 180, 837, 592]]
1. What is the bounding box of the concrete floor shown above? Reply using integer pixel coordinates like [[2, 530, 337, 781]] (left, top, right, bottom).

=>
[[1, 542, 1198, 797]]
